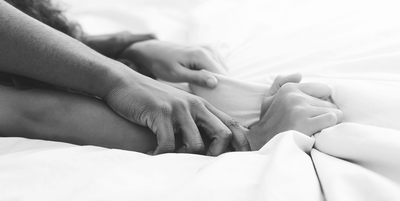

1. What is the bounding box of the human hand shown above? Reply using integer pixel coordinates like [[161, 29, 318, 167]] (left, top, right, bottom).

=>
[[246, 74, 343, 150], [104, 71, 250, 155], [118, 40, 228, 88]]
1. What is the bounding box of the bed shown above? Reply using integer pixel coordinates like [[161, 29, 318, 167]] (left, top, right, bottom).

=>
[[1, 0, 400, 200]]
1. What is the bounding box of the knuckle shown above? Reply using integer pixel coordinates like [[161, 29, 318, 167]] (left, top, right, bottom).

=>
[[219, 129, 233, 140], [188, 47, 208, 59], [189, 97, 205, 108], [285, 93, 303, 105], [160, 103, 173, 116], [325, 113, 338, 125], [280, 82, 296, 92], [160, 142, 175, 153], [171, 99, 187, 109], [191, 143, 205, 153], [275, 75, 284, 82]]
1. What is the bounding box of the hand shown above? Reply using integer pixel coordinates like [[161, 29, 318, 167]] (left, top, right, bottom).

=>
[[118, 40, 229, 88], [246, 74, 343, 150], [104, 71, 250, 155]]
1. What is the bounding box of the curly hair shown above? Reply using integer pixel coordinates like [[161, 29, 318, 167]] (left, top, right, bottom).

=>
[[1, 0, 82, 89], [5, 0, 81, 38]]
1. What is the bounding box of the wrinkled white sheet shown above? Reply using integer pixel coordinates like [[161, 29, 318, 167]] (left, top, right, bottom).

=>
[[0, 132, 322, 201], [1, 0, 400, 200]]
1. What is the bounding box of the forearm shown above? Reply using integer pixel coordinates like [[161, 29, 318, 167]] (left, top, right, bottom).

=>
[[0, 1, 131, 98], [0, 85, 157, 153], [82, 32, 157, 78], [82, 32, 156, 59]]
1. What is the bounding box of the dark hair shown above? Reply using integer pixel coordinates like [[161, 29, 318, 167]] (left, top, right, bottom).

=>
[[1, 0, 82, 89], [5, 0, 81, 38]]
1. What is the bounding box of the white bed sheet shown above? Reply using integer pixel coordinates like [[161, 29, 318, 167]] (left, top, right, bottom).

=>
[[1, 0, 400, 200], [0, 132, 322, 201]]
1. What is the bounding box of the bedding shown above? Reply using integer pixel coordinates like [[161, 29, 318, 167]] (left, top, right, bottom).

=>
[[1, 0, 400, 200]]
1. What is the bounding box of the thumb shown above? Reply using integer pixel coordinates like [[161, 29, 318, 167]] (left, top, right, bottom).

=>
[[298, 83, 332, 100], [269, 73, 302, 95], [180, 68, 219, 88]]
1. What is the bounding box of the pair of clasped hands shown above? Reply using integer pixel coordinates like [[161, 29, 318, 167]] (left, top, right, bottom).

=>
[[109, 40, 343, 155]]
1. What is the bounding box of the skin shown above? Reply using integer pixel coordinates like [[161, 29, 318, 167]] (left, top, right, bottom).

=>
[[245, 74, 343, 150], [0, 2, 342, 154], [0, 73, 342, 153], [119, 40, 229, 86], [0, 1, 250, 155], [0, 85, 157, 153], [81, 32, 229, 87], [81, 32, 158, 78]]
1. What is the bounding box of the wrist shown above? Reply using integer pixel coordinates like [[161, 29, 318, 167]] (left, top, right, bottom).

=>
[[101, 61, 156, 103], [117, 40, 157, 78], [245, 125, 272, 151], [96, 59, 139, 99]]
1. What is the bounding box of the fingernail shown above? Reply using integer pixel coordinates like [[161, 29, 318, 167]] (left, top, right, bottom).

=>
[[206, 77, 218, 88]]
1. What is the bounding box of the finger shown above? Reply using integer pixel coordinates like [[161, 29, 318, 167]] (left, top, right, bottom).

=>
[[269, 73, 302, 95], [308, 96, 338, 109], [200, 46, 230, 76], [193, 109, 231, 156], [192, 101, 232, 156], [176, 117, 205, 154], [308, 107, 343, 123], [308, 112, 338, 134], [203, 102, 251, 152], [153, 121, 176, 155], [206, 131, 231, 156], [189, 49, 229, 75], [298, 83, 332, 100], [116, 58, 136, 69], [178, 67, 219, 88]]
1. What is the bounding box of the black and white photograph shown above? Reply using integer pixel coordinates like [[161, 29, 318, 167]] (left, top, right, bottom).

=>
[[1, 0, 399, 200]]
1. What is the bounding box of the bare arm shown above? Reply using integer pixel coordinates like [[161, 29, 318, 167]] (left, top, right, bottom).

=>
[[82, 32, 156, 77], [82, 32, 156, 59], [0, 85, 157, 153], [0, 1, 249, 155], [0, 1, 126, 97]]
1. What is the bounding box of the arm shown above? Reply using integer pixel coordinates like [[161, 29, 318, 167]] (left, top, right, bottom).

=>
[[0, 1, 123, 97], [81, 32, 156, 78], [82, 32, 230, 88], [82, 32, 156, 59], [0, 2, 249, 155], [0, 85, 157, 153], [117, 40, 229, 88]]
